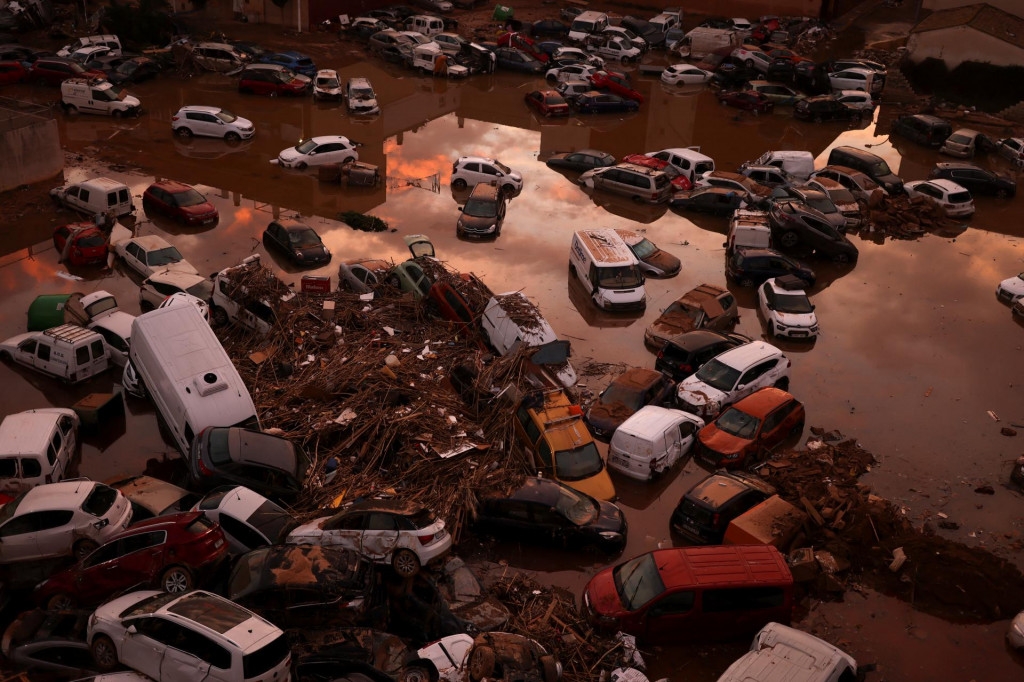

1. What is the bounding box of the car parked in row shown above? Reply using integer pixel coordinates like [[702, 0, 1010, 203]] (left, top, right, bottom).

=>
[[238, 63, 311, 96], [574, 91, 640, 114], [929, 162, 1016, 198], [278, 135, 359, 169], [451, 156, 523, 195], [172, 105, 255, 140], [524, 89, 570, 116], [767, 200, 859, 262], [727, 247, 815, 288], [670, 471, 776, 544], [545, 149, 616, 173], [142, 180, 219, 226], [794, 95, 860, 122], [53, 223, 108, 266], [661, 64, 712, 86], [718, 90, 773, 113], [903, 179, 975, 218], [262, 218, 332, 265], [194, 485, 298, 555], [671, 186, 747, 215], [607, 406, 703, 482]]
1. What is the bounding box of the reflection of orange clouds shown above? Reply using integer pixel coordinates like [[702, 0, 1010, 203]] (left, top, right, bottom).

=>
[[386, 153, 451, 182]]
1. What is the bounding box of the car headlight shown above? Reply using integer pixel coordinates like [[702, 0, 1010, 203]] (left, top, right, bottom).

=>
[[598, 531, 622, 540], [723, 452, 740, 460]]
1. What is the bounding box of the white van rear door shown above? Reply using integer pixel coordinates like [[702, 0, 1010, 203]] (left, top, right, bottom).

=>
[[77, 338, 108, 380]]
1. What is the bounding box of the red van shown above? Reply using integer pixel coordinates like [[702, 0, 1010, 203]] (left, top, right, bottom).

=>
[[582, 545, 793, 642]]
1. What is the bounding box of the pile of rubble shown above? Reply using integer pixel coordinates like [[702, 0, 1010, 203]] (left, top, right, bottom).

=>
[[861, 191, 961, 240], [762, 433, 1024, 622]]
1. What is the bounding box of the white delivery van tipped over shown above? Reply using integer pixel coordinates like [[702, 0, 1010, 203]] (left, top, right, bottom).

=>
[[413, 42, 469, 77], [481, 292, 578, 389], [128, 304, 258, 454]]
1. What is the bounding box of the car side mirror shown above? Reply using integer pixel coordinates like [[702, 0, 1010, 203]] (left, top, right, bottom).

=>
[[127, 625, 137, 634], [736, 383, 746, 390], [308, 151, 317, 155], [217, 120, 224, 125], [94, 518, 109, 529]]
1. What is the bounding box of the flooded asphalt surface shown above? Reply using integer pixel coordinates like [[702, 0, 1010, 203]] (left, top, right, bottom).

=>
[[2, 59, 1024, 678]]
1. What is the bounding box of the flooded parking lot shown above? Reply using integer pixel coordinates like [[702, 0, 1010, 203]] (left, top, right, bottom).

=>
[[2, 52, 1024, 678]]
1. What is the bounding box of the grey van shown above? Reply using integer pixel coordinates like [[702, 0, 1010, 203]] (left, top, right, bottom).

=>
[[583, 163, 673, 203], [827, 146, 902, 194], [890, 114, 952, 149]]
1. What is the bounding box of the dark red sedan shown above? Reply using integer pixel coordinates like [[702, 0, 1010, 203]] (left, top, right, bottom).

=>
[[33, 512, 227, 609], [143, 180, 219, 226], [524, 89, 570, 117], [28, 57, 105, 86], [718, 90, 774, 114], [0, 61, 28, 84], [53, 223, 108, 265], [589, 70, 644, 104]]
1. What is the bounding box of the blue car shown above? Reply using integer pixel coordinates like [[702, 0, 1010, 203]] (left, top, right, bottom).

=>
[[575, 92, 640, 114], [259, 51, 317, 77]]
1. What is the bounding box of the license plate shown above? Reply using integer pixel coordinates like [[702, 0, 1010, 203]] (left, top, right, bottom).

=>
[[791, 331, 807, 337], [203, 218, 215, 225], [215, 538, 224, 548]]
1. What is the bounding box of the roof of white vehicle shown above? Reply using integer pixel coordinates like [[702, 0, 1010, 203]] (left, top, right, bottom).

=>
[[716, 623, 856, 682], [308, 135, 352, 145], [130, 235, 173, 250], [90, 310, 135, 339], [574, 229, 637, 266], [487, 292, 557, 346], [766, 277, 808, 296], [0, 410, 74, 454], [158, 590, 280, 650], [457, 155, 498, 165], [216, 485, 277, 518], [925, 178, 970, 194], [615, 405, 698, 439], [19, 480, 97, 512], [145, 270, 208, 287], [715, 340, 783, 369], [659, 147, 713, 162], [178, 105, 225, 114], [832, 66, 874, 76], [315, 68, 338, 78], [74, 177, 125, 191]]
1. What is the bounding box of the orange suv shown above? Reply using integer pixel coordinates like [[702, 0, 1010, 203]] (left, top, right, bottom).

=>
[[693, 387, 804, 469]]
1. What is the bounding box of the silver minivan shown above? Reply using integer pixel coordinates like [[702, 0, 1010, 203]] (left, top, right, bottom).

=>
[[582, 163, 673, 203]]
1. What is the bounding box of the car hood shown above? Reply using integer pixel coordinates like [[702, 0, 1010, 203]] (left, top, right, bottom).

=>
[[699, 424, 748, 456], [459, 214, 498, 230], [584, 568, 626, 615], [641, 249, 681, 274], [586, 402, 635, 433], [568, 469, 615, 502], [278, 147, 301, 162], [122, 95, 141, 107], [677, 379, 727, 408], [181, 202, 217, 217], [773, 310, 817, 327], [1000, 276, 1024, 295], [595, 500, 626, 534], [285, 517, 326, 541], [0, 331, 35, 351], [647, 311, 699, 341]]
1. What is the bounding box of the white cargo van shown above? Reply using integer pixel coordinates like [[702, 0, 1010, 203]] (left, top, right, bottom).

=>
[[607, 406, 703, 481], [0, 325, 109, 384], [129, 304, 259, 454], [61, 78, 141, 117], [50, 177, 135, 218], [481, 292, 578, 389], [674, 27, 740, 59], [568, 11, 609, 42], [716, 622, 857, 682], [754, 150, 815, 180], [407, 15, 445, 36], [569, 229, 646, 312], [727, 209, 772, 254], [0, 409, 80, 495]]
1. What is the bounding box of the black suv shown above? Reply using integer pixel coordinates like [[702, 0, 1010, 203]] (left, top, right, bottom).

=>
[[827, 145, 903, 194], [727, 247, 815, 288], [670, 471, 777, 544], [794, 95, 861, 123], [655, 330, 751, 381], [456, 183, 507, 237], [890, 114, 952, 149], [768, 200, 859, 263], [929, 162, 1017, 198]]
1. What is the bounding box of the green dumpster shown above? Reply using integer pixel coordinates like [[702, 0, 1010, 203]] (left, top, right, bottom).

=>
[[27, 293, 86, 331], [492, 4, 513, 21]]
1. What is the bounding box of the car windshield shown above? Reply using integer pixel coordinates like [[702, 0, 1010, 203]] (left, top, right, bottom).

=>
[[289, 228, 321, 248], [463, 198, 496, 218], [79, 233, 106, 247], [174, 189, 207, 207], [494, 161, 511, 174], [597, 265, 643, 290], [869, 160, 891, 176], [147, 246, 183, 266], [554, 442, 604, 480], [694, 359, 740, 391], [555, 486, 598, 525], [352, 87, 374, 98], [99, 86, 127, 101], [207, 428, 232, 465], [948, 134, 972, 145], [775, 292, 813, 313], [249, 500, 297, 542], [824, 187, 856, 204], [0, 492, 25, 525], [805, 196, 837, 214], [186, 279, 214, 299], [317, 77, 339, 88], [715, 407, 761, 439], [85, 296, 117, 317], [215, 110, 237, 123], [631, 238, 658, 259], [600, 384, 645, 411], [612, 553, 666, 611], [295, 139, 318, 154]]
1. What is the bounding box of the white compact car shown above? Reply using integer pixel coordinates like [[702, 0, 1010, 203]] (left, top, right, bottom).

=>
[[277, 135, 359, 169], [676, 341, 790, 418], [545, 62, 597, 83], [551, 47, 604, 68], [731, 47, 771, 72], [660, 64, 712, 86], [139, 270, 213, 312], [286, 500, 451, 577], [158, 292, 210, 321], [758, 277, 819, 339], [450, 156, 523, 195], [111, 233, 198, 279], [193, 485, 297, 555], [835, 90, 875, 112], [0, 481, 132, 563], [87, 590, 290, 681], [313, 69, 343, 100], [903, 179, 975, 218], [345, 77, 380, 114], [172, 105, 254, 140], [997, 272, 1024, 304]]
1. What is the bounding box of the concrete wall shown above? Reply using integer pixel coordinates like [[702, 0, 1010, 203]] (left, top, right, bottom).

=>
[[923, 0, 1022, 15], [907, 25, 1024, 68], [0, 117, 63, 192]]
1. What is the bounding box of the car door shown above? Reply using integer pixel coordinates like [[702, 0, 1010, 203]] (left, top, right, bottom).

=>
[[33, 340, 57, 376], [486, 499, 534, 538], [734, 361, 773, 401], [116, 530, 168, 589], [0, 512, 45, 561], [642, 589, 697, 641], [122, 242, 145, 275], [78, 339, 107, 380], [120, 616, 169, 680], [33, 509, 76, 558], [320, 511, 365, 552], [361, 512, 400, 561], [160, 625, 216, 682], [266, 222, 284, 252], [757, 400, 797, 453], [73, 538, 130, 602]]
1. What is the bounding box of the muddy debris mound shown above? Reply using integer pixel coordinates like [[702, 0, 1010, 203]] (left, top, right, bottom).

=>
[[764, 435, 1024, 622], [861, 191, 962, 241]]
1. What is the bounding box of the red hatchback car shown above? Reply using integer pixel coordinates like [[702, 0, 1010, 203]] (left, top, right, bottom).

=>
[[0, 61, 28, 84], [29, 57, 105, 86], [524, 89, 570, 117], [718, 90, 774, 113], [589, 70, 644, 103], [238, 63, 310, 96], [621, 154, 692, 191], [142, 180, 219, 226], [694, 387, 804, 469], [582, 545, 793, 642], [53, 223, 108, 265], [33, 512, 227, 609]]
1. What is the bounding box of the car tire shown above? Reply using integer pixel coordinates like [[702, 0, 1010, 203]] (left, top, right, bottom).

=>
[[502, 184, 516, 197], [774, 377, 790, 391], [73, 539, 98, 560], [210, 305, 229, 328], [112, 109, 123, 119], [47, 593, 75, 610], [813, 114, 823, 123], [468, 646, 496, 682], [224, 131, 241, 142], [997, 188, 1008, 198], [161, 565, 193, 593], [175, 125, 193, 138], [452, 178, 467, 190], [91, 634, 119, 671], [295, 161, 308, 170], [780, 231, 799, 248], [392, 548, 420, 578], [401, 665, 436, 682], [65, 104, 78, 114]]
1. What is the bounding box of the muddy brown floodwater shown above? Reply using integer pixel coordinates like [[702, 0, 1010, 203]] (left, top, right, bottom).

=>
[[2, 51, 1024, 679]]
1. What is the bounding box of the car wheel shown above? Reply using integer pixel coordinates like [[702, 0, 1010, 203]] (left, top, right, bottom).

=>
[[73, 538, 98, 560], [392, 548, 420, 578], [468, 646, 496, 682], [740, 277, 755, 288], [452, 178, 467, 190], [91, 634, 119, 671], [295, 161, 308, 170], [997, 188, 1008, 198], [48, 593, 75, 610], [112, 109, 123, 119], [161, 565, 192, 593], [224, 131, 241, 142], [401, 665, 435, 682], [774, 377, 790, 391], [813, 114, 823, 123], [211, 305, 229, 327], [780, 231, 799, 248], [65, 104, 78, 114], [833, 252, 851, 264]]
